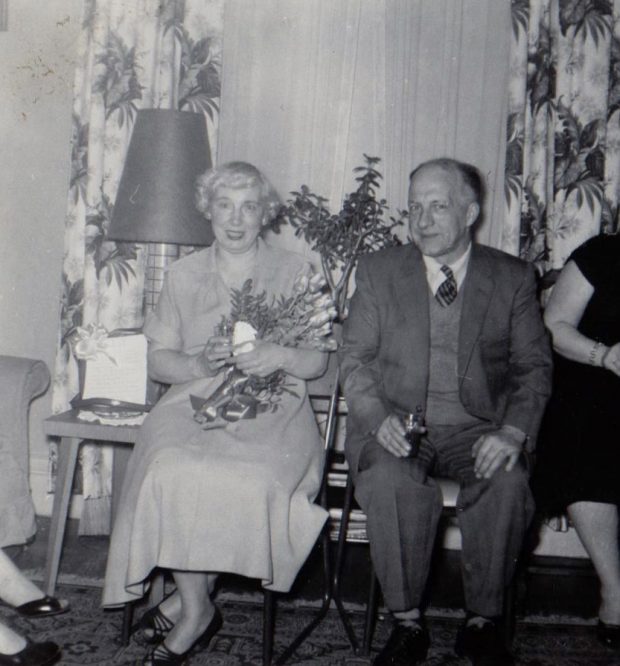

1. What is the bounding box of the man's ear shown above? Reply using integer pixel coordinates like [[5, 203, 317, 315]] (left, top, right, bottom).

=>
[[466, 202, 480, 228]]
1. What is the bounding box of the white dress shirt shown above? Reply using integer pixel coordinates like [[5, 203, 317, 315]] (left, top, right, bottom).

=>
[[422, 243, 472, 296]]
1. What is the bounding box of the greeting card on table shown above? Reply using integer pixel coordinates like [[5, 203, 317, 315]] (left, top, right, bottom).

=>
[[82, 333, 148, 405]]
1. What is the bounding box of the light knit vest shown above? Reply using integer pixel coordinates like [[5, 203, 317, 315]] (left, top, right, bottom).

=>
[[426, 286, 482, 427]]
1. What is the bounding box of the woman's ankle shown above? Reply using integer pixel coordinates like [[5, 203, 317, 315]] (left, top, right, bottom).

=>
[[0, 625, 27, 655], [599, 589, 620, 624], [164, 605, 214, 654], [158, 591, 181, 622]]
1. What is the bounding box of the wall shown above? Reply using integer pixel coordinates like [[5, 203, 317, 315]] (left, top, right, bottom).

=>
[[0, 0, 82, 516]]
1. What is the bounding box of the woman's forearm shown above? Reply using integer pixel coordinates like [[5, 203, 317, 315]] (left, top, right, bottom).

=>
[[149, 345, 329, 384], [148, 348, 210, 385], [546, 321, 608, 366], [278, 346, 329, 380]]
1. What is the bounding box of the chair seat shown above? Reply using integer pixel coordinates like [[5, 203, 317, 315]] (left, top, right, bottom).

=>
[[437, 478, 459, 507]]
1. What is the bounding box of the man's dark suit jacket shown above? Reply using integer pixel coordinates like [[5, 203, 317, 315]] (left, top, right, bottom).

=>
[[338, 242, 553, 475]]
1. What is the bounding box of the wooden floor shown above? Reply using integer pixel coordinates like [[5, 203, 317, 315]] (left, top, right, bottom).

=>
[[7, 516, 600, 622]]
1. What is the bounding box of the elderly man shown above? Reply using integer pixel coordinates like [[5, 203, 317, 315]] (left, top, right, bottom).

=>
[[338, 158, 552, 666]]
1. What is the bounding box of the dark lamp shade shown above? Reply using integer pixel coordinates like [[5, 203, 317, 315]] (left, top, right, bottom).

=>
[[108, 109, 214, 245]]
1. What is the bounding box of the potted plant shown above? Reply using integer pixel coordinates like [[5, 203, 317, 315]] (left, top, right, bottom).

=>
[[278, 155, 405, 318]]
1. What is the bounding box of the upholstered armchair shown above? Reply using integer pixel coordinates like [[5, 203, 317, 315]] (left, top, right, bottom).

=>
[[0, 355, 50, 547]]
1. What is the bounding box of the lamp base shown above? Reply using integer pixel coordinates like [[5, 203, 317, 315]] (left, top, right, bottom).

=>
[[145, 243, 180, 310], [144, 243, 180, 403]]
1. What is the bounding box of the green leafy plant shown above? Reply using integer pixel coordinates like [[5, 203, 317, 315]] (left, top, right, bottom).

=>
[[278, 155, 405, 316]]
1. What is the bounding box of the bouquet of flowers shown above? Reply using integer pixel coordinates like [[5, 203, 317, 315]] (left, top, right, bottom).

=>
[[191, 271, 338, 429]]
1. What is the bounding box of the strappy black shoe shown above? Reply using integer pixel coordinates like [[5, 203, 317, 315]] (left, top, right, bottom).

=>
[[138, 603, 175, 645], [137, 607, 223, 665], [138, 642, 186, 666]]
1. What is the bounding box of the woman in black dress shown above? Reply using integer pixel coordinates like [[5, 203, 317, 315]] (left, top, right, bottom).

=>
[[533, 233, 620, 649]]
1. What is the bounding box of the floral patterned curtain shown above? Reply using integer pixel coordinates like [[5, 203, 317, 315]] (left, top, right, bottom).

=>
[[51, 0, 223, 534], [504, 0, 620, 294]]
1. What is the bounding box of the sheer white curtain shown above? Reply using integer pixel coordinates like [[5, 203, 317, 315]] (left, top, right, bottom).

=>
[[218, 0, 511, 253]]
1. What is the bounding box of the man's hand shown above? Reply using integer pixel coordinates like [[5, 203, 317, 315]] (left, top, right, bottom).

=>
[[375, 414, 413, 457], [472, 426, 525, 479]]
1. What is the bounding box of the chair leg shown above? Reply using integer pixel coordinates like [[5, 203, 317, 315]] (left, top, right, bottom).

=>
[[332, 474, 361, 653], [503, 575, 518, 647], [149, 570, 166, 606], [503, 542, 529, 648], [275, 529, 333, 665], [121, 602, 134, 646], [263, 589, 275, 666], [121, 571, 167, 646], [361, 570, 379, 656]]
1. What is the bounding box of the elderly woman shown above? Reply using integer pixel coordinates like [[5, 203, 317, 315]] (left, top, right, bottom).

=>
[[103, 162, 330, 665], [533, 233, 620, 650]]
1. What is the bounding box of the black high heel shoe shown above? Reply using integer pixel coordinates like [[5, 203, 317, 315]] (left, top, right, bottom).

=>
[[597, 620, 620, 649], [196, 606, 223, 650], [0, 639, 60, 666], [137, 607, 223, 665], [138, 602, 175, 645], [138, 642, 186, 666]]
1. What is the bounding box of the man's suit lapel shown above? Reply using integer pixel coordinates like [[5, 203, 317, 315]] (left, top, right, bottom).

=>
[[458, 244, 495, 371]]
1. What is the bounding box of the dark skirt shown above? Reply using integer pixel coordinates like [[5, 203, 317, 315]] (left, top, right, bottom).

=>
[[531, 356, 620, 516]]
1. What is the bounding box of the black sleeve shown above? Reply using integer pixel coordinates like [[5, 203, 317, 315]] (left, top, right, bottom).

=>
[[569, 234, 614, 289]]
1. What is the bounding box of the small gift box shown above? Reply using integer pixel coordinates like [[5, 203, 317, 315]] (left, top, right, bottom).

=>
[[70, 325, 152, 423]]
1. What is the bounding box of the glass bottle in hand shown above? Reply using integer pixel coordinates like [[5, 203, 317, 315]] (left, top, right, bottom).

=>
[[404, 405, 425, 458]]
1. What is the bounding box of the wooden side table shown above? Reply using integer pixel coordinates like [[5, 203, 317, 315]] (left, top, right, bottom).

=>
[[42, 409, 141, 595]]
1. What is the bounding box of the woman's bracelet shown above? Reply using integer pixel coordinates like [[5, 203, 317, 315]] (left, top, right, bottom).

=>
[[588, 340, 608, 367]]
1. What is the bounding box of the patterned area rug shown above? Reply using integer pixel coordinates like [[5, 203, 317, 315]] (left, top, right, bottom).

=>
[[0, 585, 618, 665]]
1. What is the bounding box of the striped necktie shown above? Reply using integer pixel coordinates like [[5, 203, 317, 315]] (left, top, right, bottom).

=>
[[435, 265, 457, 306]]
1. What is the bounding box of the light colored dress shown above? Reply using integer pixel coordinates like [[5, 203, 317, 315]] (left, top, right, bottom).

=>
[[103, 240, 328, 605]]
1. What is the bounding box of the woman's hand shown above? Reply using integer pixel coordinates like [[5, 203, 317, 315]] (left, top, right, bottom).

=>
[[232, 340, 286, 377], [197, 335, 233, 376], [602, 342, 620, 377]]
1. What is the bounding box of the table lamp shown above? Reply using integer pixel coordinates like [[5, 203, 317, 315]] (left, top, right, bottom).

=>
[[107, 109, 214, 310]]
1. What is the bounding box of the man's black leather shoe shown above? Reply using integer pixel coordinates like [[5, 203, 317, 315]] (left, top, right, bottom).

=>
[[373, 622, 430, 665], [454, 618, 514, 666]]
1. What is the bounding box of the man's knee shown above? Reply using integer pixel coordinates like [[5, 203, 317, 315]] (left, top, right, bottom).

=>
[[458, 460, 533, 516], [480, 462, 535, 523], [355, 451, 440, 514], [360, 448, 426, 486], [489, 461, 531, 498]]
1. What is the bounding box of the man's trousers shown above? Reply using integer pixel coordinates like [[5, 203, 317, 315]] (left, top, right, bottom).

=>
[[352, 422, 535, 617]]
